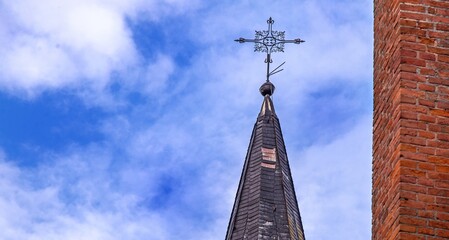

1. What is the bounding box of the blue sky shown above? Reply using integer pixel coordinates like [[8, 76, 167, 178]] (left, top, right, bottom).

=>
[[0, 0, 373, 239]]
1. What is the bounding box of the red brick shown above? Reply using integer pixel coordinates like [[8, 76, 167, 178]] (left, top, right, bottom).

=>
[[399, 216, 427, 226], [436, 229, 449, 238], [418, 83, 436, 92], [435, 181, 449, 189], [401, 159, 419, 168], [401, 183, 428, 194], [401, 57, 427, 67], [417, 178, 434, 187], [418, 162, 435, 171], [435, 198, 449, 207], [436, 101, 449, 109], [417, 146, 435, 155], [437, 133, 449, 141], [400, 4, 426, 13], [436, 165, 449, 173], [418, 98, 435, 107], [419, 52, 437, 61], [400, 224, 417, 233], [418, 130, 435, 139], [436, 212, 449, 221], [429, 220, 449, 229], [428, 188, 449, 197], [418, 114, 436, 123], [398, 232, 423, 240], [430, 109, 449, 117], [417, 194, 435, 203], [418, 227, 435, 235], [417, 210, 435, 219]]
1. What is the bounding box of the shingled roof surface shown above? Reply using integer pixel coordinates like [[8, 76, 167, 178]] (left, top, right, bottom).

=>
[[226, 92, 305, 240]]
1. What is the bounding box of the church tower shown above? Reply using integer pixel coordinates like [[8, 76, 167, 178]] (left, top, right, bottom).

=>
[[226, 18, 306, 240], [373, 1, 449, 239]]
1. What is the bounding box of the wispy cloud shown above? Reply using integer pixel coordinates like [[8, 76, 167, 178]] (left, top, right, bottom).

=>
[[0, 0, 201, 100], [294, 115, 372, 239]]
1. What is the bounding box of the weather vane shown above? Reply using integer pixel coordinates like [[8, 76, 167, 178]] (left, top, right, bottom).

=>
[[235, 17, 304, 83]]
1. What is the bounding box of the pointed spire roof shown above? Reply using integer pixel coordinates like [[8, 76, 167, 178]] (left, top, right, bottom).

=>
[[226, 81, 305, 240]]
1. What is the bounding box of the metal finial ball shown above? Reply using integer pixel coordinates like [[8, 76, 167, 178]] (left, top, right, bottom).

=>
[[259, 81, 275, 96]]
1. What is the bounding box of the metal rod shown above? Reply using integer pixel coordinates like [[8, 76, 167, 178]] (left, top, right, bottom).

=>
[[266, 53, 271, 82], [270, 69, 284, 76], [270, 62, 285, 75]]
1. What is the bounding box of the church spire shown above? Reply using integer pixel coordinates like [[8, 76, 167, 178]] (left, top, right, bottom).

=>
[[226, 18, 305, 240]]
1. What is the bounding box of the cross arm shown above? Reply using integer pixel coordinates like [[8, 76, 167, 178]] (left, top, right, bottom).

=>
[[234, 38, 259, 43], [280, 38, 305, 44]]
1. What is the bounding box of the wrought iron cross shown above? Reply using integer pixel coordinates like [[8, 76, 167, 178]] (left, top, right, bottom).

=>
[[235, 17, 304, 82]]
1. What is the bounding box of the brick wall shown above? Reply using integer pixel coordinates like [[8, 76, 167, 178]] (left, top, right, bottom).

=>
[[373, 0, 449, 239]]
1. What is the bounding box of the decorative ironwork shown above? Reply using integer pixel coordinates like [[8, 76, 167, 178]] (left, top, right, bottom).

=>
[[235, 17, 304, 82]]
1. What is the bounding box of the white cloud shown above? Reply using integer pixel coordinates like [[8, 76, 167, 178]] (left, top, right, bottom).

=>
[[293, 115, 372, 239], [1, 36, 76, 91], [0, 147, 171, 240], [0, 0, 134, 96], [142, 54, 175, 94], [0, 0, 200, 99]]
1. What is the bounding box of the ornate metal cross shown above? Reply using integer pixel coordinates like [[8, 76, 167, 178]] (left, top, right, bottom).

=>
[[235, 17, 304, 82]]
